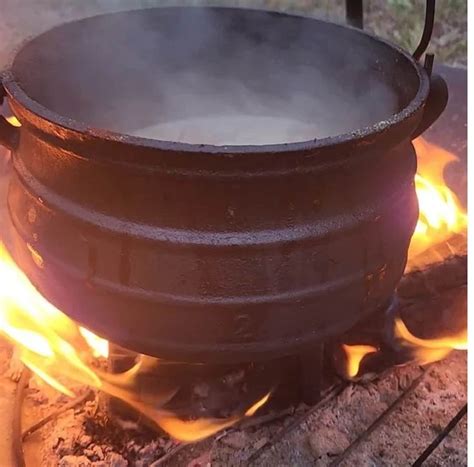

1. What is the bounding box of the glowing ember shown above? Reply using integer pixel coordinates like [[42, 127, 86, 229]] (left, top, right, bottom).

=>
[[341, 344, 378, 378], [394, 317, 467, 365]]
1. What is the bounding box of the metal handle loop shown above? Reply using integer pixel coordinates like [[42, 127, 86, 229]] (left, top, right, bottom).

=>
[[345, 0, 436, 61], [345, 0, 363, 29], [413, 0, 436, 60]]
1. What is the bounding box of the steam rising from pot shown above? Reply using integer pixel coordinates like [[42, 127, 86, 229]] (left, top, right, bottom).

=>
[[125, 8, 399, 145], [11, 6, 402, 146], [132, 115, 322, 145]]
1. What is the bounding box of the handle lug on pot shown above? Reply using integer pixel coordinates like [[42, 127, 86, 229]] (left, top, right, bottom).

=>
[[423, 53, 434, 77], [0, 77, 20, 152]]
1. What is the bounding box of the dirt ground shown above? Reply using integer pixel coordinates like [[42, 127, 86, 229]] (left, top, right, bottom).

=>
[[0, 344, 464, 466]]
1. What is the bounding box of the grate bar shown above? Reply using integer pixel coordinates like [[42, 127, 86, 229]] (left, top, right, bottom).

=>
[[246, 382, 348, 463], [411, 403, 467, 467], [329, 369, 428, 467]]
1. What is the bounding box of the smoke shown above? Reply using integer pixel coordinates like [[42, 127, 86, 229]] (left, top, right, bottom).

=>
[[6, 2, 405, 145]]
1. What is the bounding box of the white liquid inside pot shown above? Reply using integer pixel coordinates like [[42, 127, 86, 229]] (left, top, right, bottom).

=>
[[132, 114, 321, 145]]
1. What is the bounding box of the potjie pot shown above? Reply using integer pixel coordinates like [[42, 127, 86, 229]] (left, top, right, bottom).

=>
[[0, 7, 447, 362]]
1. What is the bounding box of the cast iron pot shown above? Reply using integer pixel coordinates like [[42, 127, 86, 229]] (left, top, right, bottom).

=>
[[0, 7, 447, 362]]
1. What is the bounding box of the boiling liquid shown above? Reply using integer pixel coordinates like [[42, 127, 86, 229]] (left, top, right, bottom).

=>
[[132, 114, 321, 145]]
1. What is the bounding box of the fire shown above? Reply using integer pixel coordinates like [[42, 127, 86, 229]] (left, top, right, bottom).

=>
[[341, 344, 378, 378], [0, 242, 103, 393], [245, 391, 271, 416], [0, 122, 464, 434], [155, 393, 270, 443], [6, 115, 21, 127], [408, 137, 467, 266], [0, 112, 271, 438], [0, 241, 270, 440], [394, 318, 467, 365], [79, 327, 109, 359], [398, 138, 467, 364], [341, 138, 467, 377]]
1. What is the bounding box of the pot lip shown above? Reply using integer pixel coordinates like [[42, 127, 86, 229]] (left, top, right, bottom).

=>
[[2, 6, 430, 155]]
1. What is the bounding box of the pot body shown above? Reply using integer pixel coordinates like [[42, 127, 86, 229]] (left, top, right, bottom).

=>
[[6, 133, 419, 362], [0, 7, 438, 362]]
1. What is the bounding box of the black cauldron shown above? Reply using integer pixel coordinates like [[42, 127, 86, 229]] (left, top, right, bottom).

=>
[[0, 7, 447, 362]]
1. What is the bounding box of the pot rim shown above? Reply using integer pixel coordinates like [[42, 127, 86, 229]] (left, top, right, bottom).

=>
[[1, 6, 430, 155]]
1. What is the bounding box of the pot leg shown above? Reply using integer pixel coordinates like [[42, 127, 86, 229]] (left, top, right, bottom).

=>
[[298, 343, 324, 405]]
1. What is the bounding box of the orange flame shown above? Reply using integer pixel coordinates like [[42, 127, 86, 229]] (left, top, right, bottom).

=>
[[0, 114, 273, 438], [400, 139, 467, 363], [394, 317, 467, 365], [337, 138, 466, 380], [0, 125, 464, 434], [408, 138, 467, 266], [6, 115, 21, 127], [79, 327, 109, 359], [155, 393, 271, 443], [341, 344, 378, 378], [0, 241, 270, 440]]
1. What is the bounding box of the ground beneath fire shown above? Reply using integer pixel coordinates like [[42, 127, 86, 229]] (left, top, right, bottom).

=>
[[0, 338, 465, 466]]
